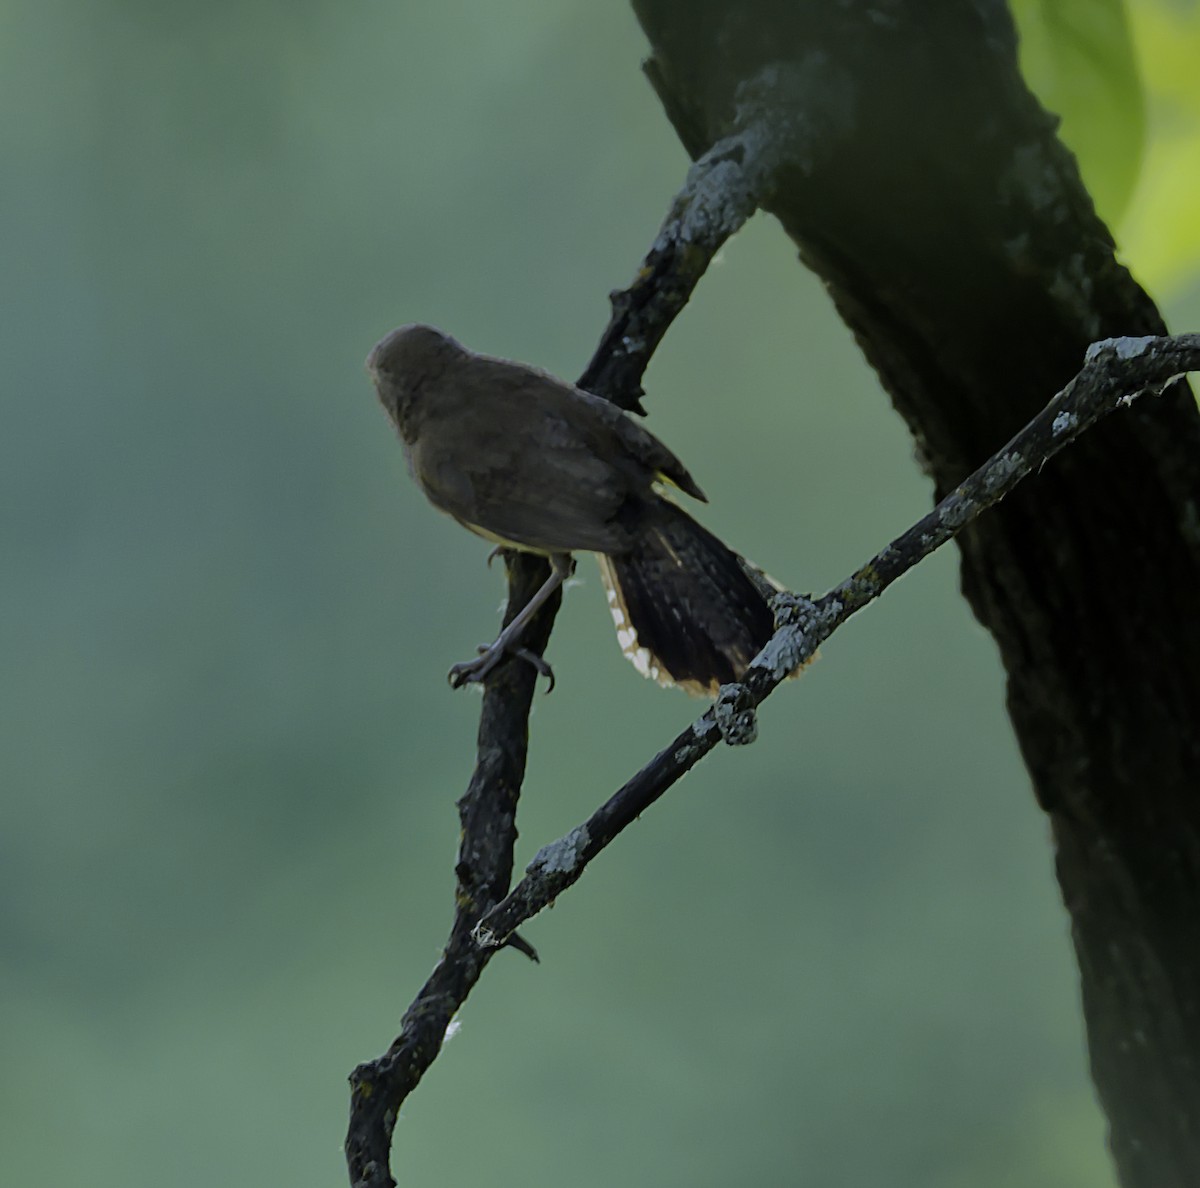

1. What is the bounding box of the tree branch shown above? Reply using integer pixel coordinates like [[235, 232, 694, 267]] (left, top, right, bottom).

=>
[[474, 334, 1200, 947], [342, 557, 553, 1188], [631, 7, 1200, 1183], [346, 4, 1200, 1180], [578, 55, 857, 411], [346, 105, 802, 1188]]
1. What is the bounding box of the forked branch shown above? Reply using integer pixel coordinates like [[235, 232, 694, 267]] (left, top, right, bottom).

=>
[[473, 333, 1200, 947]]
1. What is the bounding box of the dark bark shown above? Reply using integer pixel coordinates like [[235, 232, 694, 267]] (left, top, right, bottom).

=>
[[475, 336, 1200, 953], [344, 555, 555, 1187], [632, 3, 1200, 1185], [345, 128, 759, 1187]]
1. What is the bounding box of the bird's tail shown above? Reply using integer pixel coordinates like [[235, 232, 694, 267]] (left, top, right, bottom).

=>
[[598, 500, 779, 696]]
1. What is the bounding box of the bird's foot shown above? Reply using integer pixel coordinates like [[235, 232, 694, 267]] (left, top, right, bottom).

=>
[[513, 647, 555, 692], [448, 643, 504, 688], [448, 641, 555, 691], [504, 931, 540, 962]]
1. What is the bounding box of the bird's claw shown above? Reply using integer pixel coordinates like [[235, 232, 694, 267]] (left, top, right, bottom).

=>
[[505, 931, 540, 962], [513, 647, 555, 693], [447, 643, 555, 691], [447, 647, 503, 688]]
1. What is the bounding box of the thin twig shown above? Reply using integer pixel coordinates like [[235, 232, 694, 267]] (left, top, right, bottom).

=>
[[578, 128, 767, 411], [472, 334, 1200, 948], [345, 124, 775, 1188]]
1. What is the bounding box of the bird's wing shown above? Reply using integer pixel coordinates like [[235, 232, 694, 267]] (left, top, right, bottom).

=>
[[412, 409, 636, 555], [469, 353, 708, 502], [563, 386, 708, 502]]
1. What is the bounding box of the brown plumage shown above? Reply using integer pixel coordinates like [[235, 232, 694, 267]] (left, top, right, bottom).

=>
[[367, 323, 778, 694]]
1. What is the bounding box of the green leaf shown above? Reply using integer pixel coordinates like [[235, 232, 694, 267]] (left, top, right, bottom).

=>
[[1011, 0, 1145, 227], [1118, 1, 1200, 298]]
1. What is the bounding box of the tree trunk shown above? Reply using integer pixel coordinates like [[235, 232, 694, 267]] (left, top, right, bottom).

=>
[[630, 3, 1200, 1184]]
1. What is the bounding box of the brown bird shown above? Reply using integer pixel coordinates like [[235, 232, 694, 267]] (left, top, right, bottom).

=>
[[367, 324, 779, 694]]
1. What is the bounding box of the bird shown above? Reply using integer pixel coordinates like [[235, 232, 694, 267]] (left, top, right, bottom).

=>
[[366, 323, 780, 695]]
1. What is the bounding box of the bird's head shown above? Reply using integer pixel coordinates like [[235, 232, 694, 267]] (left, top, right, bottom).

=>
[[366, 323, 466, 440]]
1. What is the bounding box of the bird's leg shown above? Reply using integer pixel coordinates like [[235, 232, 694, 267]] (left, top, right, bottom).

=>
[[448, 553, 575, 689]]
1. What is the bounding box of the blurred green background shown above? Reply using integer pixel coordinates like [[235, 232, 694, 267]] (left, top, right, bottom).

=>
[[4, 3, 1198, 1186]]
